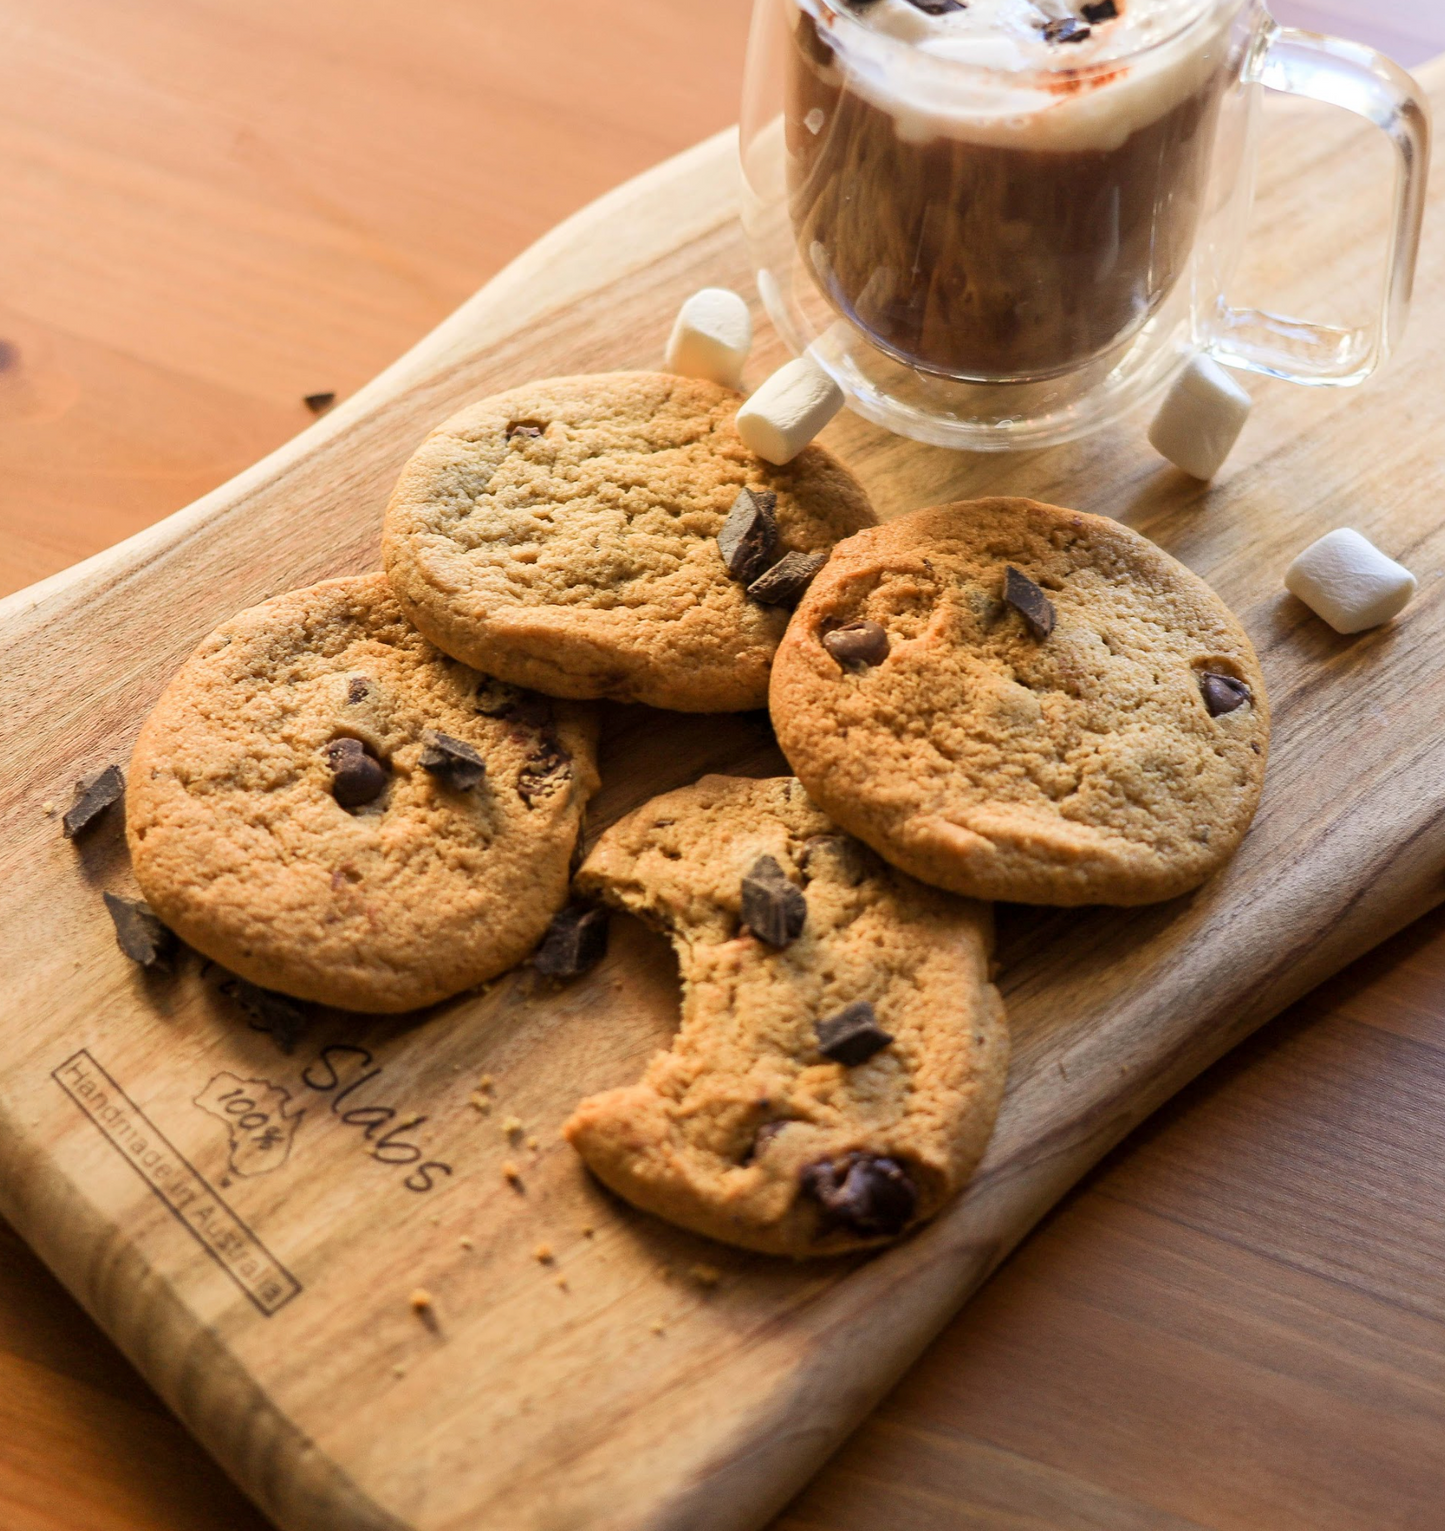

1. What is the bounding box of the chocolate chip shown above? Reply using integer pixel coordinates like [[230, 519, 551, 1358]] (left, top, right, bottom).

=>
[[346, 675, 370, 704], [816, 1000, 894, 1066], [418, 730, 487, 792], [906, 0, 966, 12], [103, 893, 177, 973], [1199, 671, 1252, 717], [801, 1153, 918, 1239], [324, 738, 389, 808], [303, 392, 336, 414], [1003, 566, 1057, 640], [507, 419, 546, 440], [747, 550, 828, 609], [219, 976, 310, 1055], [62, 764, 125, 839], [518, 738, 572, 806], [1042, 16, 1092, 41], [533, 904, 609, 979], [822, 620, 890, 669], [717, 488, 779, 585], [1081, 0, 1118, 19], [741, 855, 807, 949]]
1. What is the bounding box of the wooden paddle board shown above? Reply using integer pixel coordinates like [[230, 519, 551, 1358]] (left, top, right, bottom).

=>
[[0, 61, 1442, 1531]]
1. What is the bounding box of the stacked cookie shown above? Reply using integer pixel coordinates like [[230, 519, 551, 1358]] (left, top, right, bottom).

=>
[[121, 318, 1270, 1259]]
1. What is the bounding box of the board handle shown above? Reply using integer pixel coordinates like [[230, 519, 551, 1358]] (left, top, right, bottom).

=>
[[1210, 25, 1431, 387]]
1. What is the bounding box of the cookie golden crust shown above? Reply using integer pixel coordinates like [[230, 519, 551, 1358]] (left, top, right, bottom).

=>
[[381, 372, 875, 712], [770, 499, 1270, 907], [563, 776, 1008, 1257], [126, 574, 599, 1013]]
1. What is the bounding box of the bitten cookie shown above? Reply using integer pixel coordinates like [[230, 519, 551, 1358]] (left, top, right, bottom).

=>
[[127, 574, 599, 1013], [770, 499, 1269, 906], [381, 372, 875, 712], [562, 776, 1008, 1257]]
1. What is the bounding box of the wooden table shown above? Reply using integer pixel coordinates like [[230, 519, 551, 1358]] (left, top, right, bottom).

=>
[[1, 3, 1442, 1528]]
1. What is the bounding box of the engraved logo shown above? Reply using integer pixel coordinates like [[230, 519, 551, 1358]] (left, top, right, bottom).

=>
[[194, 1072, 304, 1177]]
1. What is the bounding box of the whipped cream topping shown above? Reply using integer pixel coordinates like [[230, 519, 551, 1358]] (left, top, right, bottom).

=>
[[803, 0, 1238, 149]]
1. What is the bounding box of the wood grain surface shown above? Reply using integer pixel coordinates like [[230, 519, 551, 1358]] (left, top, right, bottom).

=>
[[1, 4, 1444, 1531]]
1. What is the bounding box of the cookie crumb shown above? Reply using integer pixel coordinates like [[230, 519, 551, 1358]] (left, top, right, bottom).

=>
[[534, 1243, 554, 1264], [477, 1073, 494, 1092], [409, 1288, 433, 1314], [393, 1364, 407, 1378], [526, 1134, 539, 1151], [468, 1092, 492, 1114], [554, 1275, 570, 1292], [502, 1115, 524, 1138], [41, 800, 54, 815], [459, 1236, 474, 1251], [650, 1320, 666, 1336], [502, 1160, 523, 1187], [689, 1263, 722, 1289], [580, 1224, 595, 1238]]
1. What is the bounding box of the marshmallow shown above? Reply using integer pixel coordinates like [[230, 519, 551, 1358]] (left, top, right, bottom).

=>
[[1284, 528, 1417, 634], [1148, 356, 1252, 480], [665, 288, 753, 391], [736, 358, 845, 465]]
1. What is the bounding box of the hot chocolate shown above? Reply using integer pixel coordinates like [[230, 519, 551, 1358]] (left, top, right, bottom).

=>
[[786, 0, 1232, 381]]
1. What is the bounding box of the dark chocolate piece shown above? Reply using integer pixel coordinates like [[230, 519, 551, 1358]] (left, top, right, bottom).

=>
[[302, 391, 336, 414], [219, 976, 310, 1055], [62, 765, 125, 839], [418, 730, 487, 792], [717, 488, 780, 585], [1199, 671, 1252, 717], [1042, 16, 1092, 41], [507, 419, 546, 440], [1081, 0, 1118, 20], [517, 738, 572, 806], [1003, 565, 1057, 640], [822, 620, 890, 669], [533, 904, 610, 979], [346, 675, 370, 704], [741, 855, 807, 949], [801, 1153, 918, 1239], [324, 738, 389, 808], [103, 893, 177, 973], [907, 0, 966, 12], [816, 1000, 894, 1066], [747, 550, 828, 609]]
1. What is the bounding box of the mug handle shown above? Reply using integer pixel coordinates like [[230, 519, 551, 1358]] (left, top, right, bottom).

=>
[[1208, 25, 1431, 386]]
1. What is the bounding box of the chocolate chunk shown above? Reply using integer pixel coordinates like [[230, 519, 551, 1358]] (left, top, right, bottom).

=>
[[1199, 671, 1252, 717], [219, 976, 310, 1055], [63, 764, 125, 839], [1042, 16, 1092, 42], [507, 419, 546, 440], [103, 893, 177, 973], [324, 738, 389, 808], [346, 675, 370, 704], [302, 391, 336, 414], [747, 550, 828, 609], [822, 620, 890, 669], [717, 488, 779, 585], [418, 730, 487, 792], [1003, 565, 1056, 640], [801, 1153, 918, 1239], [906, 0, 966, 12], [533, 904, 610, 979], [1081, 0, 1118, 20], [741, 855, 807, 948], [517, 738, 572, 806], [816, 1000, 894, 1066]]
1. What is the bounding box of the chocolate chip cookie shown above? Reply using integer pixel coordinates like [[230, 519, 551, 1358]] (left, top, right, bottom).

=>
[[562, 775, 1008, 1256], [126, 574, 599, 1013], [770, 498, 1269, 906], [381, 372, 875, 712]]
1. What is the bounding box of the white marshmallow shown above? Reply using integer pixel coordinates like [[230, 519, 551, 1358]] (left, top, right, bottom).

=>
[[735, 358, 846, 465], [1284, 528, 1417, 634], [1148, 356, 1253, 480], [664, 288, 753, 391]]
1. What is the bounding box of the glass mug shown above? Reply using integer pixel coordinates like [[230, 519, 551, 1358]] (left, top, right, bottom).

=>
[[740, 0, 1430, 451]]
